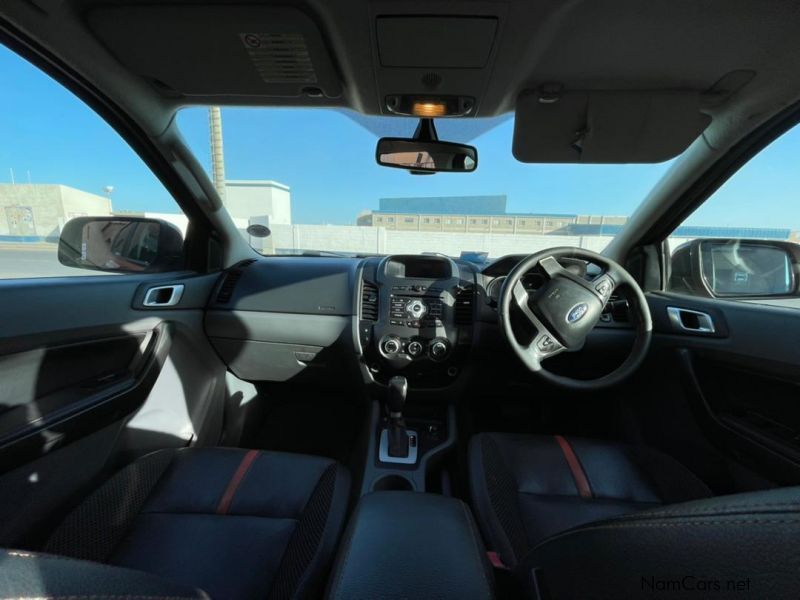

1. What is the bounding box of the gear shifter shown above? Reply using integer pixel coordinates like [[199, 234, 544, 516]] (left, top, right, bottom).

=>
[[386, 375, 409, 458]]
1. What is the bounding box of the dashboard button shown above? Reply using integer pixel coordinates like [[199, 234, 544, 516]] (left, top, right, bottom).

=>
[[383, 338, 400, 354], [537, 335, 557, 353], [595, 278, 612, 296], [407, 340, 423, 357], [406, 299, 428, 319], [429, 339, 449, 360]]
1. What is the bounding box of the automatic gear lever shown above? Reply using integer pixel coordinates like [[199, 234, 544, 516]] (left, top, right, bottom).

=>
[[387, 375, 407, 419], [386, 376, 409, 457]]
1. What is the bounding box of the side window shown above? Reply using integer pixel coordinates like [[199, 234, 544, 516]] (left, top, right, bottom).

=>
[[0, 45, 186, 279], [666, 123, 800, 303]]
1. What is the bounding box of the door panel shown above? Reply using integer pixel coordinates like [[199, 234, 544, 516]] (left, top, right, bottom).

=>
[[644, 292, 800, 487], [0, 322, 170, 471], [0, 272, 226, 546]]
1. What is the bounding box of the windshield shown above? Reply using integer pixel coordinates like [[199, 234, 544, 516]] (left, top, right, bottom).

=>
[[177, 108, 675, 259]]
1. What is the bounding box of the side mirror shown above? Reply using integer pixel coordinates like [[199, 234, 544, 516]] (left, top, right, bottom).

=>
[[376, 138, 477, 173], [670, 239, 798, 298], [58, 217, 184, 274]]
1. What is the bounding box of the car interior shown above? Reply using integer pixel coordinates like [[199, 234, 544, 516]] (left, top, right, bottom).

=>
[[2, 1, 800, 599]]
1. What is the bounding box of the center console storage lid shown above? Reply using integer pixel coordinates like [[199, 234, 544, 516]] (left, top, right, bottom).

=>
[[326, 491, 494, 599]]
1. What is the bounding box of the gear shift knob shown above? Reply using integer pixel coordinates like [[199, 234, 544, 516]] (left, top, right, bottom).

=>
[[387, 376, 408, 417]]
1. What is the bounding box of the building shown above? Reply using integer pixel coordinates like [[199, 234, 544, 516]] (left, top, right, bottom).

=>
[[378, 195, 508, 215], [224, 180, 292, 226], [0, 183, 111, 241], [567, 223, 793, 240], [357, 195, 627, 235], [355, 195, 797, 242], [117, 180, 291, 253]]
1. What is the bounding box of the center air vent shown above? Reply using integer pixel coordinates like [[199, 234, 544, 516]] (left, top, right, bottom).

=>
[[454, 285, 475, 325], [361, 281, 379, 320], [216, 259, 256, 304]]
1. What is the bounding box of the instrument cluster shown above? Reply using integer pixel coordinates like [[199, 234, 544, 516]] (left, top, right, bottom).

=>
[[485, 272, 546, 306]]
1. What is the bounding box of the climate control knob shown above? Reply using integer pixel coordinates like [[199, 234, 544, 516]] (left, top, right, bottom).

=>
[[429, 338, 450, 361], [382, 337, 400, 355], [407, 340, 424, 357]]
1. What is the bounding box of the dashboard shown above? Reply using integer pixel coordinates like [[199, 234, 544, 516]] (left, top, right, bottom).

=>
[[203, 252, 630, 390]]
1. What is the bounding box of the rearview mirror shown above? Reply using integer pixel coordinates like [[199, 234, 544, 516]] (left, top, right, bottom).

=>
[[376, 138, 477, 173], [58, 216, 184, 273], [670, 239, 798, 297]]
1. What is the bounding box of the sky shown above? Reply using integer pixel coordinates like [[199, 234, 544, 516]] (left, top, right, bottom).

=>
[[2, 43, 798, 230]]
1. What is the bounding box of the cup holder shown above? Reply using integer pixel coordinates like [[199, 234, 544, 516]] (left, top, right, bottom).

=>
[[372, 474, 414, 492]]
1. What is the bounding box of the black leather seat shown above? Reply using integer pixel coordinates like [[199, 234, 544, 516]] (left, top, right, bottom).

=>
[[469, 433, 800, 598], [468, 432, 711, 567], [41, 447, 350, 600]]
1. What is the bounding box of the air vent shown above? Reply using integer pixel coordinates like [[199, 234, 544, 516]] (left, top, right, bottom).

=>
[[454, 285, 475, 325], [361, 281, 379, 320], [216, 259, 256, 304]]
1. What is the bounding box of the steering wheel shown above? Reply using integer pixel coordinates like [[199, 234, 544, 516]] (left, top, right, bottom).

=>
[[498, 247, 652, 390]]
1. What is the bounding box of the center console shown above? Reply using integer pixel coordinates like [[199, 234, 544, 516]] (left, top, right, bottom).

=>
[[326, 491, 495, 600], [358, 254, 475, 388], [355, 255, 475, 495]]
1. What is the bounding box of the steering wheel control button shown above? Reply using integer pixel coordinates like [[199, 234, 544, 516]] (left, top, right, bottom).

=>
[[429, 339, 450, 360], [537, 335, 558, 353], [407, 340, 424, 357], [595, 278, 613, 297]]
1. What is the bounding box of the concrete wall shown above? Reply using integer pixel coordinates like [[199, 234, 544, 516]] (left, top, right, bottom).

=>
[[0, 184, 111, 240], [144, 212, 189, 236], [269, 223, 614, 255], [224, 180, 291, 225], [60, 187, 112, 221]]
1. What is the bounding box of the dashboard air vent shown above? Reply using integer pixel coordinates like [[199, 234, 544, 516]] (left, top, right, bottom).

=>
[[216, 259, 256, 304], [454, 285, 475, 325], [361, 281, 379, 320]]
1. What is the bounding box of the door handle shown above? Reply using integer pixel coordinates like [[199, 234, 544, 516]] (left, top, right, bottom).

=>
[[667, 306, 715, 333], [143, 284, 185, 307]]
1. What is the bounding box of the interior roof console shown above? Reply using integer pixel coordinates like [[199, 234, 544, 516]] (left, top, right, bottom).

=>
[[358, 254, 475, 389]]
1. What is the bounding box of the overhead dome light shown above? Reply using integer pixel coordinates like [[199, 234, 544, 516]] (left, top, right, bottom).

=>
[[386, 95, 474, 117], [412, 101, 447, 117]]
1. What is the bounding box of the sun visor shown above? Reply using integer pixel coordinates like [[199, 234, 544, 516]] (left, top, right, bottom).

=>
[[86, 5, 342, 99], [512, 89, 711, 163]]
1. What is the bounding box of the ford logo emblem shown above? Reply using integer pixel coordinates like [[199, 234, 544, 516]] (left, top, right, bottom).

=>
[[567, 303, 589, 324]]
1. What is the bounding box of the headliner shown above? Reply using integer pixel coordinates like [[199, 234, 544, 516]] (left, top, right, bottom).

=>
[[3, 1, 800, 139]]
